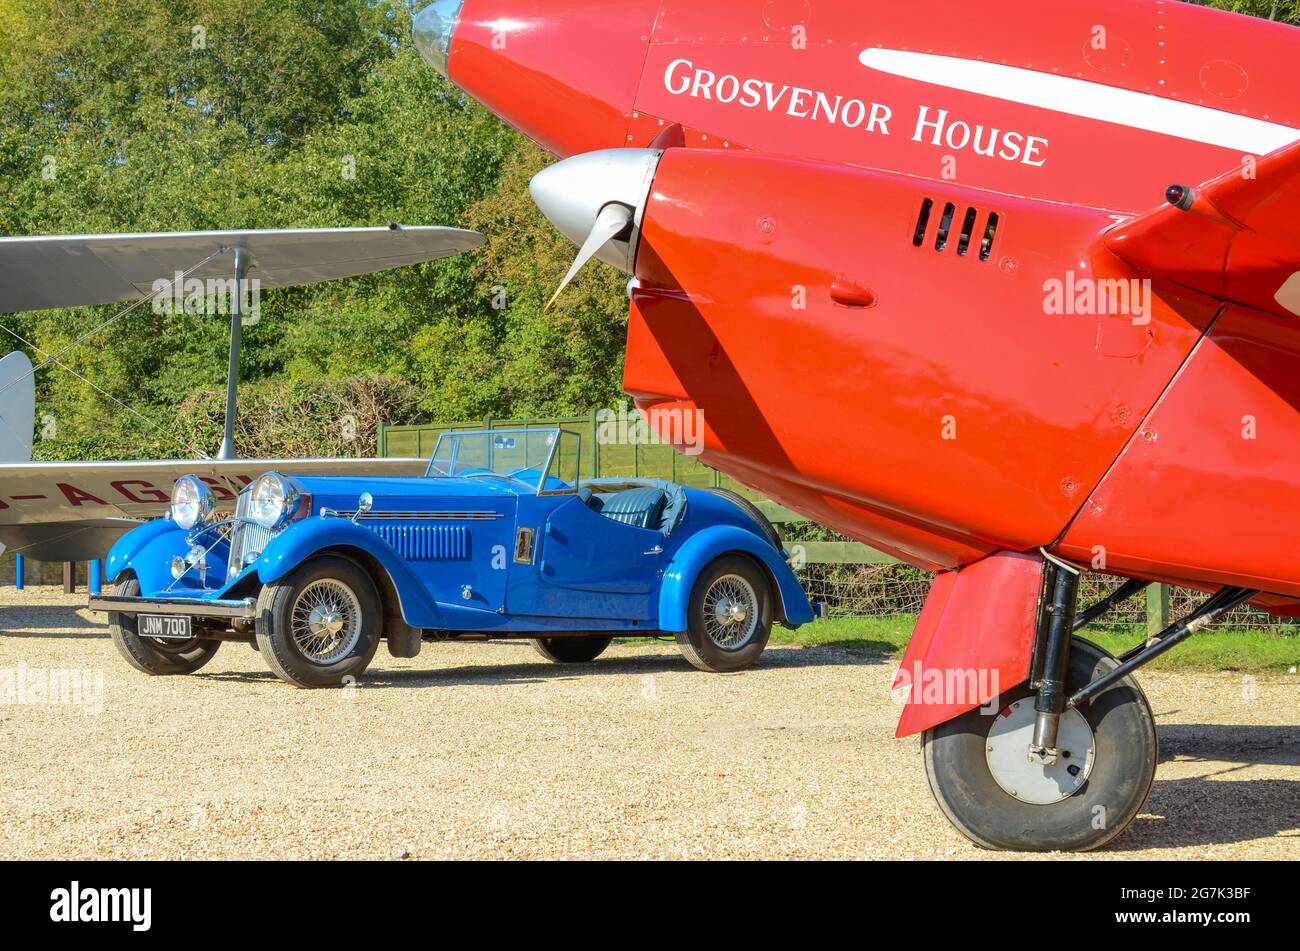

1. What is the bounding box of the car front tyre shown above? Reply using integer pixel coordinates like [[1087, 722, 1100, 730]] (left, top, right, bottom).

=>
[[531, 635, 613, 663], [255, 555, 382, 688], [675, 554, 773, 672], [107, 576, 222, 676], [921, 638, 1157, 852]]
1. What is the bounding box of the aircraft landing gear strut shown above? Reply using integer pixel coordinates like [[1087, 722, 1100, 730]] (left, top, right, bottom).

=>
[[922, 556, 1259, 852], [1026, 552, 1081, 764], [1068, 583, 1257, 708]]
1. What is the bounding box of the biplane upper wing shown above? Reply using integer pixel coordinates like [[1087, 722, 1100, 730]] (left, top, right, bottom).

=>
[[1104, 139, 1300, 320], [0, 225, 485, 314]]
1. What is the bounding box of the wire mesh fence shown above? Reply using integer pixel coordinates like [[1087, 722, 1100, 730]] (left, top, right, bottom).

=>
[[786, 531, 1297, 633]]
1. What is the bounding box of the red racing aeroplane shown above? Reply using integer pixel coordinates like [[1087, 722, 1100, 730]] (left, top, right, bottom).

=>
[[413, 0, 1300, 850]]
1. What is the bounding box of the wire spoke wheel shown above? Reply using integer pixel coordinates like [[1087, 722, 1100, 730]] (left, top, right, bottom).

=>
[[289, 578, 362, 665], [702, 573, 759, 649], [255, 556, 382, 688]]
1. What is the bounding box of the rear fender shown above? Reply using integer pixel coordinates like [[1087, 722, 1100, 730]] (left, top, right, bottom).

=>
[[253, 519, 444, 628], [893, 551, 1043, 738], [658, 524, 813, 632]]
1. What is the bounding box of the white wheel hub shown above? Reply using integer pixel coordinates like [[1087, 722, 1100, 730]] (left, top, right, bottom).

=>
[[985, 698, 1096, 805]]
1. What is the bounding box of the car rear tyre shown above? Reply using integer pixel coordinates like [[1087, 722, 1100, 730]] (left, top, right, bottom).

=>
[[531, 635, 613, 663], [675, 554, 773, 672], [255, 555, 382, 688], [701, 487, 782, 550], [922, 638, 1156, 852], [107, 576, 222, 676]]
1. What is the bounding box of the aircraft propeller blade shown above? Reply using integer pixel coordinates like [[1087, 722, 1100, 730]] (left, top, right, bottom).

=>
[[544, 203, 634, 311], [530, 149, 662, 310]]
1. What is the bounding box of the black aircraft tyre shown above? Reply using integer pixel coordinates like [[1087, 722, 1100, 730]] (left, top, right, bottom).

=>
[[921, 637, 1157, 852]]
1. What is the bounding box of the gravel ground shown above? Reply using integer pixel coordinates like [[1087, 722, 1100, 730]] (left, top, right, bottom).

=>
[[0, 587, 1296, 860]]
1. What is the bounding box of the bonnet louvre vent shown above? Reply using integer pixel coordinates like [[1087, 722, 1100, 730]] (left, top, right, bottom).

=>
[[367, 524, 469, 561]]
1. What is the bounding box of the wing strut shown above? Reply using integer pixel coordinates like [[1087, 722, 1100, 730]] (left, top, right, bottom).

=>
[[218, 247, 247, 460]]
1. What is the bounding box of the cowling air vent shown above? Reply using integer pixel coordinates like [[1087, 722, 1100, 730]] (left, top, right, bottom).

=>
[[913, 198, 999, 261]]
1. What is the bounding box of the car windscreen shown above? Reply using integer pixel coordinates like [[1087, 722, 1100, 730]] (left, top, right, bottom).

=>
[[426, 431, 562, 491]]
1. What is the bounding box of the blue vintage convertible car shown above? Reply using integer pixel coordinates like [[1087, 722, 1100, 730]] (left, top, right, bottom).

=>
[[88, 428, 813, 687]]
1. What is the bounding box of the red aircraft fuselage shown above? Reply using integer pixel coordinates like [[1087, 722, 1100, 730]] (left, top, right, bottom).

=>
[[430, 0, 1300, 603]]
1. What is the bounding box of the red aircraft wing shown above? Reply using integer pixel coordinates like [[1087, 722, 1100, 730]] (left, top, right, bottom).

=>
[[1104, 139, 1300, 321]]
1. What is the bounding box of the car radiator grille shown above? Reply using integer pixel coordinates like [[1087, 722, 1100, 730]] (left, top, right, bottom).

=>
[[366, 524, 468, 561], [228, 490, 279, 581]]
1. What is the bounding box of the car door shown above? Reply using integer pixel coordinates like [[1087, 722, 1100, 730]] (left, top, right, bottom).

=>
[[506, 496, 662, 620]]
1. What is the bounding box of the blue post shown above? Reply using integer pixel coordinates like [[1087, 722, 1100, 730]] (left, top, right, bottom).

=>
[[89, 559, 102, 595], [14, 553, 24, 590]]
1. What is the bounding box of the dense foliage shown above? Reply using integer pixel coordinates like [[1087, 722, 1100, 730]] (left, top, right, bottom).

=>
[[0, 0, 1292, 460], [0, 0, 629, 460]]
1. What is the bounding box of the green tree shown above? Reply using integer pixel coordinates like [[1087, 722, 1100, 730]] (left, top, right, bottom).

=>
[[0, 0, 574, 460]]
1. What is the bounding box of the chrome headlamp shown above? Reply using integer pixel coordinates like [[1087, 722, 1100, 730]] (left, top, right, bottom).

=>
[[170, 475, 216, 531], [249, 472, 298, 530]]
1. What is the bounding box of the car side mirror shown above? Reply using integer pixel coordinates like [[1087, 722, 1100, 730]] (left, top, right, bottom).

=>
[[352, 492, 374, 523]]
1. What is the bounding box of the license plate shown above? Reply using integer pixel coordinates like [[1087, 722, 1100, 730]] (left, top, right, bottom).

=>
[[139, 614, 192, 640]]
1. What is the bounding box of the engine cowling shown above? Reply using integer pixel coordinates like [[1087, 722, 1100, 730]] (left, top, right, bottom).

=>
[[620, 147, 1217, 570]]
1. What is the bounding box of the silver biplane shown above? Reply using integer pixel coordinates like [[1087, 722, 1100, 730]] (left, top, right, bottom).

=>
[[0, 225, 482, 565]]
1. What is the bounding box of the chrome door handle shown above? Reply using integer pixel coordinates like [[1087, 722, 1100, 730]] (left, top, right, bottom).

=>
[[644, 545, 663, 555]]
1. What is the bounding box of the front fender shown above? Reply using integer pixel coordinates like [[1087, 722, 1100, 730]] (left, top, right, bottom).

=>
[[658, 525, 813, 632], [253, 518, 444, 628], [104, 519, 189, 591]]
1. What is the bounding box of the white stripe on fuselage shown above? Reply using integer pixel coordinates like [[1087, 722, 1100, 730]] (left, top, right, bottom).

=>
[[859, 48, 1300, 154]]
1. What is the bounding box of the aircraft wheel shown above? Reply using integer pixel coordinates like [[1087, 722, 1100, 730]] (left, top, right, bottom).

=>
[[922, 638, 1156, 852], [108, 576, 222, 675], [254, 556, 382, 688], [675, 555, 773, 672], [531, 635, 613, 663]]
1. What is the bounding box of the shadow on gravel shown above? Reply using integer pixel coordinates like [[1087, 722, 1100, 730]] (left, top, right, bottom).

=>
[[1157, 723, 1298, 766], [770, 640, 899, 661], [1114, 776, 1299, 850], [0, 605, 105, 637], [197, 641, 889, 688], [1103, 725, 1300, 851]]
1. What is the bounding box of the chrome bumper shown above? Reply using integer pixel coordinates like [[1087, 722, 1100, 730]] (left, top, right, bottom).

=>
[[87, 594, 257, 620]]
